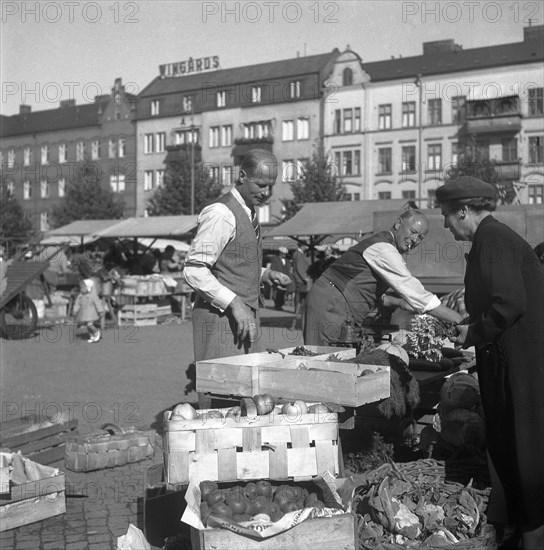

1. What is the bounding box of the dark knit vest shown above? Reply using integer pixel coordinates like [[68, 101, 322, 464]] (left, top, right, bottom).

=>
[[322, 231, 394, 324], [210, 192, 261, 310]]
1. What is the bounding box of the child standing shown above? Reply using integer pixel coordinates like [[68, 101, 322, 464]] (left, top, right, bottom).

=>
[[72, 279, 105, 342]]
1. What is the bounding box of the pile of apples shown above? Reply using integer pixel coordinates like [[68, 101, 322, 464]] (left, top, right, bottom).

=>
[[169, 396, 331, 422], [199, 479, 326, 525]]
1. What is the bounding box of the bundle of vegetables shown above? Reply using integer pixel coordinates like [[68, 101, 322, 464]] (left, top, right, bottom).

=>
[[353, 459, 493, 549], [288, 345, 319, 356], [404, 315, 457, 362]]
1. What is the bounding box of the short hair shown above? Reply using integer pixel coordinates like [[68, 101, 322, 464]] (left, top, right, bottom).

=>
[[443, 197, 497, 213], [240, 149, 277, 178], [399, 208, 426, 222]]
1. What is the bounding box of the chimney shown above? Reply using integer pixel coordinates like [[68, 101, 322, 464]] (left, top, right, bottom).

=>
[[60, 99, 76, 108], [423, 39, 462, 55], [19, 105, 31, 115], [524, 24, 544, 42]]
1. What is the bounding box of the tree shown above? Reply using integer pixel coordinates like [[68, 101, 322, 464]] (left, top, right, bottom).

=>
[[0, 185, 33, 243], [147, 145, 223, 215], [446, 138, 517, 204], [52, 163, 125, 227], [279, 153, 345, 221]]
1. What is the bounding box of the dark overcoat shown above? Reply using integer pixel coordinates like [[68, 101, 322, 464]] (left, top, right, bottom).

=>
[[464, 215, 544, 528]]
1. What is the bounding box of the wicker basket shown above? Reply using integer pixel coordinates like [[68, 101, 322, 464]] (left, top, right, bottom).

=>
[[64, 423, 156, 472], [353, 458, 496, 550]]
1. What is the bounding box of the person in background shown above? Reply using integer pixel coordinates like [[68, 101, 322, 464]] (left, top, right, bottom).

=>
[[534, 241, 544, 265], [269, 247, 292, 310], [160, 245, 181, 273], [290, 243, 311, 328], [304, 209, 462, 345], [436, 176, 544, 550], [72, 279, 105, 343], [183, 149, 291, 408]]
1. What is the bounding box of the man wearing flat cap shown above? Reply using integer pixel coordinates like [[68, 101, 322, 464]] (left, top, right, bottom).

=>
[[436, 176, 544, 550]]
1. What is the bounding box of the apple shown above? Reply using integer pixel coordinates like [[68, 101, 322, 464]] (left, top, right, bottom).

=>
[[172, 403, 198, 420], [243, 482, 259, 501], [256, 480, 273, 498], [200, 480, 218, 500], [205, 410, 224, 420], [251, 495, 270, 514], [200, 502, 211, 524], [252, 394, 275, 415], [225, 491, 250, 515], [240, 397, 258, 418], [281, 400, 308, 416], [280, 500, 300, 513], [226, 406, 241, 419], [211, 502, 234, 518], [307, 403, 331, 415], [206, 489, 225, 507]]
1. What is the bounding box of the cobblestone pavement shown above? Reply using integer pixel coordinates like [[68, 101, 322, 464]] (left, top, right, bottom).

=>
[[1, 304, 302, 549]]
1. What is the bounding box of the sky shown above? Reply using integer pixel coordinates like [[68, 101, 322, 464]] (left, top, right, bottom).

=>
[[1, 0, 541, 116]]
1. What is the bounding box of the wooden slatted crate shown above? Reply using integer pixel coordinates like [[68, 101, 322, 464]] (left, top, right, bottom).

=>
[[0, 414, 78, 466], [196, 349, 389, 408], [163, 405, 340, 488], [119, 304, 158, 326]]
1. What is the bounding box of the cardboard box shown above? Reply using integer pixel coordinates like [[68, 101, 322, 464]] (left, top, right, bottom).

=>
[[0, 452, 65, 531], [196, 347, 389, 408]]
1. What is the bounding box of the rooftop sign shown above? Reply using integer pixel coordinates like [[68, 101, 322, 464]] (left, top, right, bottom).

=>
[[159, 56, 220, 78]]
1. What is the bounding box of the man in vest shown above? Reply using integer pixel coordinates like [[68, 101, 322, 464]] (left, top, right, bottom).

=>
[[304, 209, 462, 345], [184, 149, 291, 406]]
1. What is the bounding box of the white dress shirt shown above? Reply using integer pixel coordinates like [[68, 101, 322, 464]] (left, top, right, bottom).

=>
[[183, 188, 265, 312], [363, 242, 441, 313]]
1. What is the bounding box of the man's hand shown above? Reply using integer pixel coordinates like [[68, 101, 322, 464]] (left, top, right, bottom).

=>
[[262, 269, 291, 288], [228, 296, 257, 343], [450, 324, 469, 349]]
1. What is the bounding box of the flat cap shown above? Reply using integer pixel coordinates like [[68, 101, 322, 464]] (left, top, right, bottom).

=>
[[278, 246, 289, 254], [435, 176, 496, 203]]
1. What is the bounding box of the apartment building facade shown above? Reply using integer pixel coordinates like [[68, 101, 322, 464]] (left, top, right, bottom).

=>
[[0, 78, 137, 232]]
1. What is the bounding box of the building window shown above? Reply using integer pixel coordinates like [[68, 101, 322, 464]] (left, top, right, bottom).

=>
[[283, 160, 296, 182], [40, 180, 50, 198], [58, 144, 66, 163], [6, 181, 14, 195], [528, 87, 543, 116], [342, 67, 353, 86], [58, 178, 66, 198], [76, 142, 85, 161], [23, 147, 31, 166], [402, 102, 415, 127], [501, 138, 518, 162], [282, 120, 294, 141], [0, 151, 3, 168], [528, 184, 543, 204], [91, 140, 100, 160], [288, 81, 301, 99], [529, 136, 543, 163], [402, 190, 416, 200], [40, 146, 48, 165], [156, 170, 164, 188], [40, 212, 49, 232], [335, 150, 360, 176], [7, 149, 15, 169], [343, 151, 353, 175], [354, 150, 361, 175], [182, 96, 192, 112], [221, 125, 232, 147], [257, 204, 270, 224], [151, 100, 160, 116], [175, 129, 199, 144], [23, 181, 31, 199], [378, 148, 392, 174], [209, 127, 220, 148], [144, 170, 154, 191], [428, 144, 442, 170], [334, 152, 341, 176], [297, 117, 309, 140], [475, 139, 490, 161], [110, 174, 125, 192], [428, 99, 442, 125], [452, 96, 466, 123], [222, 165, 234, 185], [353, 193, 360, 201], [251, 86, 262, 103], [378, 104, 392, 130], [208, 165, 220, 183], [118, 138, 125, 158], [144, 134, 154, 154], [401, 146, 416, 172], [378, 191, 392, 200], [155, 133, 165, 153], [354, 108, 361, 132], [343, 109, 353, 133], [334, 110, 341, 134], [427, 189, 437, 208], [243, 121, 270, 139], [216, 91, 226, 108]]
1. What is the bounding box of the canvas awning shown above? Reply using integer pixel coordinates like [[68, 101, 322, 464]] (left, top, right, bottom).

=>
[[265, 200, 409, 239], [97, 215, 199, 239]]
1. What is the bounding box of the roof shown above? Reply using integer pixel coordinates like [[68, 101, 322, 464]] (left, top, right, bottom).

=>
[[265, 200, 409, 238], [46, 219, 122, 237], [363, 38, 543, 81], [96, 215, 199, 238], [140, 50, 340, 97]]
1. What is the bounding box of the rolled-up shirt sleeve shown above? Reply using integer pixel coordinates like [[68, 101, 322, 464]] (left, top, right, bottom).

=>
[[183, 203, 237, 312], [363, 242, 441, 313]]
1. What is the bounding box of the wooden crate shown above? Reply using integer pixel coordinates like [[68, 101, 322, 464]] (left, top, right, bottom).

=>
[[196, 351, 389, 408], [163, 405, 340, 487], [0, 415, 78, 466], [191, 514, 356, 550], [0, 454, 66, 531], [119, 304, 158, 326]]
